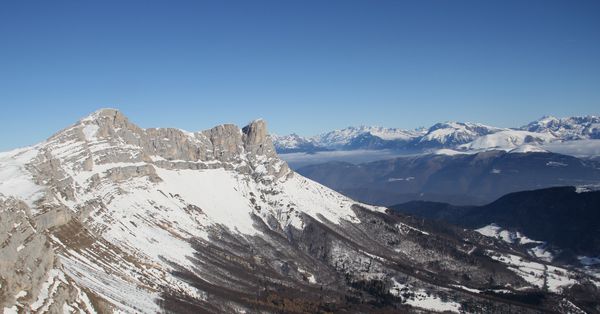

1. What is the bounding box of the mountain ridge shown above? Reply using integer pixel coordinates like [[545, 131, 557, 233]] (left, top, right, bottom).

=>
[[1, 109, 599, 313], [274, 115, 600, 154], [390, 186, 600, 261]]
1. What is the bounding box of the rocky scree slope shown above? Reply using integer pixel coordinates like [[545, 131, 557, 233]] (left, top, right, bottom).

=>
[[0, 109, 599, 313]]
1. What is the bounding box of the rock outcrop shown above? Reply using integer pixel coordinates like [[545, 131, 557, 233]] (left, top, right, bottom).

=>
[[46, 108, 289, 180]]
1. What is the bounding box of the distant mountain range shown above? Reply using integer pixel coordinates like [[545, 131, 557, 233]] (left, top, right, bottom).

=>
[[273, 115, 600, 154], [297, 150, 600, 205]]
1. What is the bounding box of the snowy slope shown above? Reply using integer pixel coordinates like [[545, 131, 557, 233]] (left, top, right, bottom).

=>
[[509, 144, 550, 153], [460, 130, 556, 151], [0, 147, 45, 209], [418, 122, 504, 146]]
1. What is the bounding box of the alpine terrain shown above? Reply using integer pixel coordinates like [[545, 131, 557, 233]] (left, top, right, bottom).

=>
[[390, 187, 600, 266], [273, 116, 600, 155], [1, 109, 599, 313]]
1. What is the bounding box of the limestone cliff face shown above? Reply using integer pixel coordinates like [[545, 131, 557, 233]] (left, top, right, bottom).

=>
[[0, 196, 82, 313], [242, 119, 270, 154], [44, 108, 288, 180]]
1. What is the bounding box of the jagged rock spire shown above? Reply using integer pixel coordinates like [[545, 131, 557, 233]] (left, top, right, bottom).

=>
[[243, 119, 276, 157]]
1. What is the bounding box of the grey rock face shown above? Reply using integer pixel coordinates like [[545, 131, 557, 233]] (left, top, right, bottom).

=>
[[0, 196, 57, 310], [104, 164, 162, 183], [52, 109, 290, 179], [242, 119, 269, 154], [203, 124, 244, 161]]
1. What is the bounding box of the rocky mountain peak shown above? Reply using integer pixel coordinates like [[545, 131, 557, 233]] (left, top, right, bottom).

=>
[[80, 108, 135, 131], [82, 107, 125, 121], [242, 119, 276, 156], [243, 119, 266, 143], [39, 109, 289, 193]]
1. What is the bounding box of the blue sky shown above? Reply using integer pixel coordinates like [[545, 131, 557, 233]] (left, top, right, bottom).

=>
[[1, 0, 599, 151]]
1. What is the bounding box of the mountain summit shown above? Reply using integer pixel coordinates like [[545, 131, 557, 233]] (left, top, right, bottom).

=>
[[0, 110, 598, 313]]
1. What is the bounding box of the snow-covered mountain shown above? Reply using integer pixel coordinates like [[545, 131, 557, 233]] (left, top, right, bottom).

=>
[[273, 126, 424, 152], [391, 186, 600, 267], [416, 121, 504, 147], [314, 126, 424, 148], [269, 133, 327, 153], [273, 115, 600, 155], [523, 115, 600, 140], [1, 109, 599, 313], [459, 130, 556, 151]]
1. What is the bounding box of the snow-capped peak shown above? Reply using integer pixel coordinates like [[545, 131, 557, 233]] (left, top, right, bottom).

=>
[[313, 125, 418, 146], [535, 115, 560, 125], [79, 107, 121, 122], [523, 115, 600, 140], [419, 121, 505, 146], [272, 115, 600, 155], [460, 130, 556, 151]]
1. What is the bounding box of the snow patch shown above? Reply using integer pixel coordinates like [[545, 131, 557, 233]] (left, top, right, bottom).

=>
[[155, 168, 260, 236], [390, 279, 461, 313], [0, 147, 45, 210], [579, 256, 600, 266], [3, 306, 18, 314], [461, 130, 555, 151], [433, 148, 472, 156], [486, 251, 576, 292], [509, 144, 548, 153], [546, 161, 568, 167], [529, 245, 554, 262], [82, 124, 99, 141], [387, 177, 414, 182], [15, 290, 27, 299], [397, 222, 430, 235], [475, 224, 542, 245]]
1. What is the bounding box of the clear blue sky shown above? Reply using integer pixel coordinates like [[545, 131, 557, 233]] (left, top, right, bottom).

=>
[[1, 0, 599, 151]]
